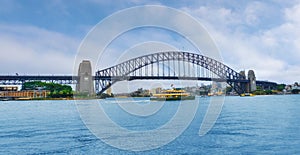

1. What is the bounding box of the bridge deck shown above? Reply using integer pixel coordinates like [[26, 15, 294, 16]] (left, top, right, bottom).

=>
[[0, 75, 275, 84], [94, 76, 250, 83]]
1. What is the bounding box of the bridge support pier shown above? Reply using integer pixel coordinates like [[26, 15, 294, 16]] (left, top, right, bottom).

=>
[[76, 60, 94, 95]]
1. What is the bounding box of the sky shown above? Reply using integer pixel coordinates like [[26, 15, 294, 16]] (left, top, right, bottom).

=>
[[0, 0, 300, 86]]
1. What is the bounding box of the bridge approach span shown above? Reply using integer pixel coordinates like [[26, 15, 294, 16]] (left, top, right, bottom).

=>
[[0, 75, 78, 85]]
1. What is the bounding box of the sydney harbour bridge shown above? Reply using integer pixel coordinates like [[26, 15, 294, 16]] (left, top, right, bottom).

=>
[[0, 51, 277, 96]]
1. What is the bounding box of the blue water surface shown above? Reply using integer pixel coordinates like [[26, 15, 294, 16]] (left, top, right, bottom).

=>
[[0, 95, 299, 154]]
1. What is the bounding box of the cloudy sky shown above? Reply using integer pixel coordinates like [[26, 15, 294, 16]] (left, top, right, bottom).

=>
[[0, 0, 299, 84]]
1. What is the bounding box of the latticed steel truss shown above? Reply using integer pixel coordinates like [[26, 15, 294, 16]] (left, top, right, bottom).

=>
[[95, 51, 248, 95]]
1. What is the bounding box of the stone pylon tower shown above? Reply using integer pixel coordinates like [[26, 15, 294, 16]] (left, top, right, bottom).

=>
[[248, 70, 257, 92], [76, 60, 94, 95], [239, 70, 247, 93]]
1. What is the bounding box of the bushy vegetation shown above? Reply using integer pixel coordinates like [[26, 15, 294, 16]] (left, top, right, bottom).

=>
[[129, 88, 150, 97], [277, 84, 286, 91], [253, 86, 274, 95], [97, 93, 114, 99], [22, 81, 73, 98]]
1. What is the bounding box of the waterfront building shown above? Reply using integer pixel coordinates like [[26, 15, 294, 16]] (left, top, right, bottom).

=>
[[0, 90, 49, 99]]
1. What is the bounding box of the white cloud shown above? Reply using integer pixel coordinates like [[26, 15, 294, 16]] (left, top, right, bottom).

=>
[[0, 24, 79, 75], [181, 1, 300, 84], [244, 1, 277, 26], [182, 6, 240, 32], [285, 3, 300, 24]]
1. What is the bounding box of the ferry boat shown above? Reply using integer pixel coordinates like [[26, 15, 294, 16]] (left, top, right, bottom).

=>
[[240, 93, 255, 97], [150, 88, 195, 101]]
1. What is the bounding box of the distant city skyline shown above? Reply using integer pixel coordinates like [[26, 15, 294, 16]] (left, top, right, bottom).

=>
[[0, 1, 299, 84]]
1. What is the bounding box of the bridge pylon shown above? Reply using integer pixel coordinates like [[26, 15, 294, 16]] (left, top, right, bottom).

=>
[[76, 60, 94, 95], [248, 70, 257, 92]]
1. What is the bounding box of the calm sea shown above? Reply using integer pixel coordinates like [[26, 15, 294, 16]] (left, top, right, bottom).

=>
[[0, 95, 299, 154]]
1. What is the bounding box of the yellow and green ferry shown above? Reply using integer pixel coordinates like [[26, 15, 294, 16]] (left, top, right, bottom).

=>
[[150, 88, 195, 101]]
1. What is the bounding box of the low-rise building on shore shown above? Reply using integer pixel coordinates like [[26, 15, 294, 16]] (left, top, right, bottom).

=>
[[0, 86, 49, 100]]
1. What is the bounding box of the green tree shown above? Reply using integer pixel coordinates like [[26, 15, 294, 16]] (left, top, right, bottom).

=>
[[22, 81, 73, 98], [277, 84, 286, 91]]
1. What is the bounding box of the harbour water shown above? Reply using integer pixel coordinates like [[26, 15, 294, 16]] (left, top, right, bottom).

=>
[[0, 95, 300, 154]]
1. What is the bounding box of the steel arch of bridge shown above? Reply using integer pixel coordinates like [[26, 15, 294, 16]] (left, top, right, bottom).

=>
[[95, 51, 248, 95]]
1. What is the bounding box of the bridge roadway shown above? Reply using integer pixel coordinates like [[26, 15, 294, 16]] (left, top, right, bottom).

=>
[[94, 76, 249, 83], [0, 75, 276, 88], [0, 75, 248, 84]]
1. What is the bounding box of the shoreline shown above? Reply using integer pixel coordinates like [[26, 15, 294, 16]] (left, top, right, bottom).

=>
[[1, 93, 299, 101]]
